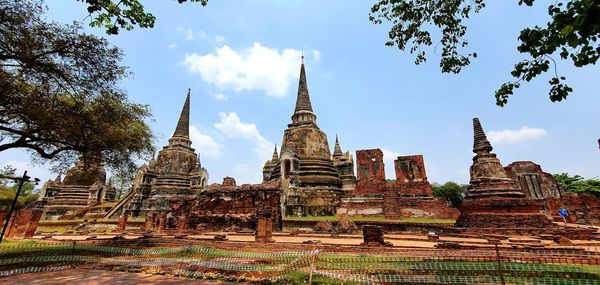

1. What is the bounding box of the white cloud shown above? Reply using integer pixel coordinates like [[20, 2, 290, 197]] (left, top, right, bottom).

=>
[[213, 93, 228, 101], [190, 125, 223, 158], [167, 43, 178, 49], [182, 43, 307, 97], [177, 27, 224, 43], [311, 50, 321, 62], [214, 35, 226, 44], [214, 112, 273, 161], [177, 27, 195, 40], [487, 127, 547, 145]]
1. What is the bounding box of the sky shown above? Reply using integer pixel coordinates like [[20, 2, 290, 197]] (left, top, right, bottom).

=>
[[2, 1, 599, 185]]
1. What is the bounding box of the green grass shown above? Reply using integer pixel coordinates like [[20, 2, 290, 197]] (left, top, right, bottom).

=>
[[274, 271, 357, 284], [38, 219, 84, 225], [35, 226, 71, 233], [0, 240, 43, 247], [283, 215, 455, 224]]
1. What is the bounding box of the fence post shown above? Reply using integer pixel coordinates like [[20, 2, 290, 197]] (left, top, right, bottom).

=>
[[494, 243, 506, 285], [308, 253, 317, 285]]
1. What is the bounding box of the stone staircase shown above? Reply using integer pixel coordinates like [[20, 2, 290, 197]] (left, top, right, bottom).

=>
[[45, 185, 91, 208]]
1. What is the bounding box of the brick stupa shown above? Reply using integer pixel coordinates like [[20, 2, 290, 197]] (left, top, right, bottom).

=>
[[456, 118, 555, 229], [263, 57, 355, 216]]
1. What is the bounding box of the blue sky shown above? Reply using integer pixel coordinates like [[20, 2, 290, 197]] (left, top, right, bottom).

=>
[[2, 1, 598, 184]]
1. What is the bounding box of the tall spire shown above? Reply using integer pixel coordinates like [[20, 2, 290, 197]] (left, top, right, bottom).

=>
[[294, 56, 314, 113], [173, 89, 191, 138], [333, 134, 343, 157], [472, 118, 493, 154], [272, 144, 279, 161], [291, 56, 317, 125]]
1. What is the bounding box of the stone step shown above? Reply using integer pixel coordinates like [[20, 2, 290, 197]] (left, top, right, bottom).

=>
[[56, 195, 89, 199], [57, 190, 88, 194], [57, 196, 90, 201], [59, 186, 91, 190], [47, 199, 89, 205], [57, 191, 89, 195]]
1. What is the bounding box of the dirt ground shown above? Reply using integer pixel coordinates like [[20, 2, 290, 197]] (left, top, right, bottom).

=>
[[1, 269, 243, 285]]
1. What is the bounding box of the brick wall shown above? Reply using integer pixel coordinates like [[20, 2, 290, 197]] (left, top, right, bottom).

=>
[[6, 209, 43, 239], [168, 182, 282, 232], [546, 193, 600, 225]]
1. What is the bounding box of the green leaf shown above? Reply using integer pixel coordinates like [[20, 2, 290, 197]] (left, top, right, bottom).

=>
[[560, 25, 574, 36]]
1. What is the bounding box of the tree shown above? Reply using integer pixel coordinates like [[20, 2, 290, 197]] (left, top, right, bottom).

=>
[[370, 0, 600, 106], [0, 165, 16, 187], [78, 0, 208, 35], [109, 172, 133, 200], [554, 173, 600, 197], [0, 0, 155, 174], [432, 181, 466, 208], [0, 164, 39, 211]]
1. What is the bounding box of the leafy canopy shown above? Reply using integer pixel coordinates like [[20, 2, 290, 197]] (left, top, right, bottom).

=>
[[370, 0, 600, 106], [78, 0, 208, 35], [0, 165, 39, 211], [432, 181, 466, 208], [553, 173, 600, 197], [0, 0, 155, 174]]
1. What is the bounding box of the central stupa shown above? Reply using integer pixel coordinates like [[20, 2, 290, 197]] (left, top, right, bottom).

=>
[[263, 57, 355, 216]]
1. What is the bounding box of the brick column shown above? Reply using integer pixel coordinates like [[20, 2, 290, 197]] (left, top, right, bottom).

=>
[[117, 211, 129, 232]]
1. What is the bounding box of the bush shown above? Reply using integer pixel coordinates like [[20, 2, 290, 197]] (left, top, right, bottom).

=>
[[314, 220, 333, 232], [335, 215, 358, 234], [432, 182, 466, 208]]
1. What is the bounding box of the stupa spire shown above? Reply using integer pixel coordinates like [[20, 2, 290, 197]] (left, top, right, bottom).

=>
[[472, 118, 492, 155], [333, 134, 343, 157], [272, 144, 279, 161], [173, 89, 191, 138], [293, 56, 314, 114]]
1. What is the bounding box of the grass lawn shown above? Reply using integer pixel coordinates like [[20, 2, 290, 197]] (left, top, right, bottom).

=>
[[283, 215, 455, 224], [35, 226, 71, 233], [0, 240, 44, 247]]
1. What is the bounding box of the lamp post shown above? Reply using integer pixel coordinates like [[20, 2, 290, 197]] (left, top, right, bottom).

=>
[[0, 171, 40, 244]]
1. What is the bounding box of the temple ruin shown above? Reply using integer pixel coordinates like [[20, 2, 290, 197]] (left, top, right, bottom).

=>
[[38, 156, 116, 220], [262, 57, 356, 216], [456, 118, 555, 229], [337, 149, 459, 219], [120, 90, 209, 218]]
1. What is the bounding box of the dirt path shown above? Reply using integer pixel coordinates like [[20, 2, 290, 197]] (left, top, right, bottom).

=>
[[1, 269, 242, 285]]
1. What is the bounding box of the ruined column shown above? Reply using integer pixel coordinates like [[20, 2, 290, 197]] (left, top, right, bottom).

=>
[[255, 217, 274, 243], [361, 225, 389, 246], [178, 212, 189, 233], [117, 211, 129, 232], [144, 212, 154, 231], [157, 212, 167, 233]]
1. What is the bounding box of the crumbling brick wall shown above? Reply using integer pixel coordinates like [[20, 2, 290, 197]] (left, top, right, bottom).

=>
[[354, 149, 386, 196], [383, 184, 459, 219], [350, 150, 458, 219], [6, 209, 43, 239], [393, 155, 433, 196], [505, 161, 563, 199], [546, 193, 600, 225], [169, 182, 281, 232]]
